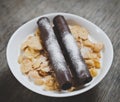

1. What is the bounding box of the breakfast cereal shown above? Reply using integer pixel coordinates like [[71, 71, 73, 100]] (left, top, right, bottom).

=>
[[18, 24, 103, 91]]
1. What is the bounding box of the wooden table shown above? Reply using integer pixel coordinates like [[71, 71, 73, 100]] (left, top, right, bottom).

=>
[[0, 0, 120, 102]]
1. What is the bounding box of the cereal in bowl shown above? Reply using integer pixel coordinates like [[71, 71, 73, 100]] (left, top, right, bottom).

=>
[[18, 24, 103, 91]]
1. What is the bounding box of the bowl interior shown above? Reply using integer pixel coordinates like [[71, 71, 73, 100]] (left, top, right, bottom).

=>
[[7, 13, 113, 97]]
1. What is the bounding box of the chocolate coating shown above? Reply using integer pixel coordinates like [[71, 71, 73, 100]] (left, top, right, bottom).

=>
[[37, 17, 72, 90], [53, 15, 92, 85]]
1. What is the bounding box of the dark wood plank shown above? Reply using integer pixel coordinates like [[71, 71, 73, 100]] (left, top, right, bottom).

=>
[[0, 0, 120, 102]]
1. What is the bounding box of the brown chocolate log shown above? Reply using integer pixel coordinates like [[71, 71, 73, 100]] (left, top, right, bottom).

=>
[[53, 15, 92, 85], [37, 17, 72, 90]]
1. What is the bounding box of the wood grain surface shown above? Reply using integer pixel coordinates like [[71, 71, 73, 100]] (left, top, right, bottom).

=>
[[0, 0, 120, 102]]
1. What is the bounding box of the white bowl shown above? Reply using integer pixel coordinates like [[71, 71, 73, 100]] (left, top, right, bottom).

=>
[[6, 13, 113, 97]]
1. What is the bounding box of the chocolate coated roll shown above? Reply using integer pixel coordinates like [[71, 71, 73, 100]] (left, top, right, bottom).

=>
[[53, 15, 92, 85], [37, 17, 72, 90]]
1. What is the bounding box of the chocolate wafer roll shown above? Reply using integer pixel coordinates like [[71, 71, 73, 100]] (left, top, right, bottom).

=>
[[37, 17, 72, 90], [53, 15, 92, 85]]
